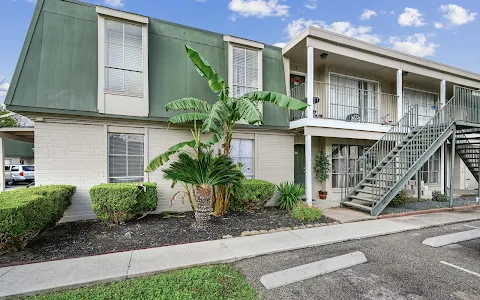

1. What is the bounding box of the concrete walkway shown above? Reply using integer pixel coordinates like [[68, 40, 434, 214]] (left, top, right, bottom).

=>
[[1, 209, 480, 299], [322, 207, 375, 223]]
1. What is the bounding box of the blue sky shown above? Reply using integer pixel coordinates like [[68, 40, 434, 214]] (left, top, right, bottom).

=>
[[1, 0, 479, 102]]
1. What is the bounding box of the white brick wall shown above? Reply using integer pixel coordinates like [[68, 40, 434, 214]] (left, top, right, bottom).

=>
[[34, 120, 295, 220], [35, 122, 107, 222], [255, 133, 294, 206], [148, 127, 196, 212]]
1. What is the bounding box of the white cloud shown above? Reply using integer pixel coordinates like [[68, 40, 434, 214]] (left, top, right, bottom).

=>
[[273, 42, 286, 48], [284, 18, 381, 44], [0, 82, 10, 104], [228, 0, 289, 18], [25, 0, 37, 3], [389, 33, 438, 57], [360, 9, 377, 21], [229, 14, 237, 22], [305, 0, 316, 10], [440, 4, 476, 26], [196, 0, 207, 2], [398, 8, 425, 27], [104, 0, 125, 8], [434, 22, 444, 29]]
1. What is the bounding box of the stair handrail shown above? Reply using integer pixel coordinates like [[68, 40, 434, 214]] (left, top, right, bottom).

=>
[[365, 95, 457, 211], [340, 104, 419, 200]]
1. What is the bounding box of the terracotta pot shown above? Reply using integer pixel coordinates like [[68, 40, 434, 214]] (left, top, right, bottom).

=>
[[318, 191, 328, 200]]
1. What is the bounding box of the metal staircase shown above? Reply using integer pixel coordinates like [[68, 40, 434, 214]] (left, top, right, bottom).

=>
[[341, 86, 480, 216], [451, 130, 480, 179]]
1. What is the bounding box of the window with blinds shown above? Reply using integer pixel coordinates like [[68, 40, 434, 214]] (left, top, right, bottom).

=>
[[230, 139, 254, 179], [105, 20, 143, 96], [232, 46, 258, 97], [108, 133, 144, 183]]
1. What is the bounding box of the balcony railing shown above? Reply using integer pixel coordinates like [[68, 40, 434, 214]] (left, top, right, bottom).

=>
[[290, 81, 399, 125]]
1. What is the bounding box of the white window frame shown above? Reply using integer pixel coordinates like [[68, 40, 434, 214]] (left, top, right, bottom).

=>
[[230, 138, 255, 179], [108, 133, 145, 183], [104, 20, 144, 96], [224, 35, 264, 97], [331, 143, 373, 189], [328, 72, 380, 123], [419, 149, 441, 184], [403, 87, 439, 125], [97, 7, 149, 115]]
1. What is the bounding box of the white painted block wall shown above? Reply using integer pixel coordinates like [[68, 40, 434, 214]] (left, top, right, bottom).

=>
[[35, 121, 295, 221], [35, 122, 107, 222]]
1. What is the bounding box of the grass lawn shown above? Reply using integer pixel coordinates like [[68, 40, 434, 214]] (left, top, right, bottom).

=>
[[28, 265, 258, 300]]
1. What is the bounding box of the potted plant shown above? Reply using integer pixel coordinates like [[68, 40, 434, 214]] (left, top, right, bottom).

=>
[[314, 151, 331, 200]]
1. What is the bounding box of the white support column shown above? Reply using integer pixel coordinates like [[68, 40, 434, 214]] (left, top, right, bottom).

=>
[[440, 80, 446, 106], [307, 46, 314, 119], [396, 69, 403, 122], [0, 138, 4, 192], [305, 134, 313, 206], [440, 79, 446, 194]]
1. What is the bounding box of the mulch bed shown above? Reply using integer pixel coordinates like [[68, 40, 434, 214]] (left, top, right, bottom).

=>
[[0, 208, 334, 268], [382, 196, 479, 215]]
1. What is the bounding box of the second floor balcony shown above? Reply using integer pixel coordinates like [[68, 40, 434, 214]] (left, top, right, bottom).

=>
[[290, 81, 399, 126]]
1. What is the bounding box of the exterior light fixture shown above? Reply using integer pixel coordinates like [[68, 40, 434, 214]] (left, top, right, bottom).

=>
[[320, 53, 328, 60], [402, 71, 409, 77]]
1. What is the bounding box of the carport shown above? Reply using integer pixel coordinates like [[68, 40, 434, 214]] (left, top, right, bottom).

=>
[[0, 127, 34, 191]]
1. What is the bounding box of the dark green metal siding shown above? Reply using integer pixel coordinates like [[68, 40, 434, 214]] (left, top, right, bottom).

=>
[[7, 0, 289, 127], [262, 47, 288, 127], [4, 140, 34, 157], [6, 0, 98, 112], [148, 20, 227, 119]]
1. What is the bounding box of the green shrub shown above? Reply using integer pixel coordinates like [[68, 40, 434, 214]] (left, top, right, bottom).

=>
[[230, 179, 275, 211], [276, 182, 305, 210], [432, 190, 448, 202], [389, 189, 409, 206], [90, 182, 157, 224], [0, 185, 76, 251], [291, 202, 322, 223]]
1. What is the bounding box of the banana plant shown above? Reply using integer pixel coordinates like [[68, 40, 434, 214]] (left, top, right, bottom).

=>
[[165, 45, 309, 156], [146, 45, 308, 215]]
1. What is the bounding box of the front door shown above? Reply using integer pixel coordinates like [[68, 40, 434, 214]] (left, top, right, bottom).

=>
[[294, 144, 305, 185]]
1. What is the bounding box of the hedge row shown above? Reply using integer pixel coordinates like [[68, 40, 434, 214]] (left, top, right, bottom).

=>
[[230, 179, 275, 211], [90, 182, 157, 224], [0, 185, 76, 251]]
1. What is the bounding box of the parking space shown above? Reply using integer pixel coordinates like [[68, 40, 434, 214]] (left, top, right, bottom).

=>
[[235, 220, 480, 300], [3, 182, 30, 191]]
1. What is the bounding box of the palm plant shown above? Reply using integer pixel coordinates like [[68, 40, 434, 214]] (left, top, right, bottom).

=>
[[162, 150, 243, 228], [147, 45, 308, 215], [276, 182, 306, 210]]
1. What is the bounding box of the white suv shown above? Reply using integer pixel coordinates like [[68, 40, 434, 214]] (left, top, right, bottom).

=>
[[6, 165, 35, 184]]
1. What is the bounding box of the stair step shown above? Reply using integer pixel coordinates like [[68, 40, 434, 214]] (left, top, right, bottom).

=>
[[350, 195, 375, 202], [355, 189, 382, 195], [343, 201, 373, 212], [360, 183, 388, 188], [365, 178, 396, 182]]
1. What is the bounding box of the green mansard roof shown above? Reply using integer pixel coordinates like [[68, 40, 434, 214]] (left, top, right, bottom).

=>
[[5, 0, 289, 127]]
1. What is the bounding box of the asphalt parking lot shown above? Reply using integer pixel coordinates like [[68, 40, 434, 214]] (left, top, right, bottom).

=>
[[235, 220, 480, 300]]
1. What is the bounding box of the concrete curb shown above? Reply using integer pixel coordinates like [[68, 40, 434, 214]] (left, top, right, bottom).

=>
[[260, 251, 368, 289], [423, 229, 480, 247], [380, 204, 480, 219]]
